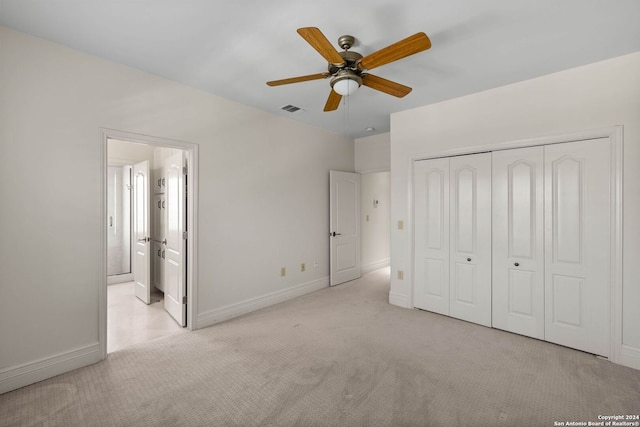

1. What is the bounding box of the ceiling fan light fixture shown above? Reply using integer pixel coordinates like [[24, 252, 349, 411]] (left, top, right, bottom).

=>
[[331, 70, 362, 96]]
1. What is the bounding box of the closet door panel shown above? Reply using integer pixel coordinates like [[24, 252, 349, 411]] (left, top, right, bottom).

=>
[[492, 147, 544, 339], [413, 158, 450, 315], [545, 138, 610, 357], [449, 153, 492, 327]]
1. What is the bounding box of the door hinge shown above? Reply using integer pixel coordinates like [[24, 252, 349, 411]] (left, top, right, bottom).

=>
[[182, 296, 187, 304], [183, 231, 188, 240]]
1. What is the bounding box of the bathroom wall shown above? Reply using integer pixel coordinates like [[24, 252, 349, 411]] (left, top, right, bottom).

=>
[[106, 165, 131, 276]]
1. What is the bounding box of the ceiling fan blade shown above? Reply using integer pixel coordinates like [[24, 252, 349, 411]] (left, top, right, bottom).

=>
[[362, 74, 412, 98], [358, 32, 431, 70], [297, 27, 346, 66], [267, 73, 330, 86], [324, 90, 342, 111]]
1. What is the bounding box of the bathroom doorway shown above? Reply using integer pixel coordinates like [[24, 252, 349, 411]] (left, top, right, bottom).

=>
[[101, 129, 198, 357]]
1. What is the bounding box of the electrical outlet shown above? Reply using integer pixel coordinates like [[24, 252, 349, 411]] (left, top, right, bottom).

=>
[[301, 263, 305, 272], [280, 267, 286, 277], [397, 270, 404, 280], [397, 220, 404, 230]]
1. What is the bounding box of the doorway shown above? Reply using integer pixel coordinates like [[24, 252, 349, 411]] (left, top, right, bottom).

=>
[[107, 164, 133, 284], [101, 129, 198, 358]]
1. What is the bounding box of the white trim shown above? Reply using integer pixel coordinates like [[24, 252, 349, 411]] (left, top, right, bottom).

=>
[[407, 126, 625, 367], [100, 128, 200, 361], [197, 277, 329, 328], [410, 126, 621, 162], [620, 345, 640, 371], [389, 291, 410, 308], [99, 131, 108, 359], [0, 344, 100, 394], [610, 126, 624, 366], [356, 167, 390, 174], [362, 258, 390, 275]]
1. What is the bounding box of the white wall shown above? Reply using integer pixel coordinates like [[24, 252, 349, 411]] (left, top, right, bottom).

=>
[[355, 132, 390, 173], [108, 139, 155, 165], [360, 172, 390, 273], [389, 51, 640, 369], [355, 133, 391, 274], [0, 27, 353, 392]]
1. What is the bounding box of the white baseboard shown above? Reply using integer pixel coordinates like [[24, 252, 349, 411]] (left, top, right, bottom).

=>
[[197, 277, 329, 329], [362, 258, 390, 275], [0, 344, 101, 394], [389, 291, 410, 308], [107, 273, 133, 285], [619, 345, 640, 371]]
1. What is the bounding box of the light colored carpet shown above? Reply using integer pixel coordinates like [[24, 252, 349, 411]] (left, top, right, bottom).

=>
[[1, 268, 639, 426]]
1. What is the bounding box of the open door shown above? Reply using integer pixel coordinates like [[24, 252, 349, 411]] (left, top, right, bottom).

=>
[[133, 160, 151, 304], [164, 151, 187, 326], [329, 171, 361, 286]]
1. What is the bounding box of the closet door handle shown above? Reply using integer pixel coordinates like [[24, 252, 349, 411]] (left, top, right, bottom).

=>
[[161, 250, 165, 259], [162, 200, 165, 208], [158, 201, 161, 208], [158, 249, 161, 257]]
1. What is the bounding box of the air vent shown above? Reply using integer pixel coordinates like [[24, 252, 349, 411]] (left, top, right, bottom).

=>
[[281, 104, 302, 113]]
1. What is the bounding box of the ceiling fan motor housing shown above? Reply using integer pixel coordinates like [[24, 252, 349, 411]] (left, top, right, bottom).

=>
[[328, 50, 364, 75]]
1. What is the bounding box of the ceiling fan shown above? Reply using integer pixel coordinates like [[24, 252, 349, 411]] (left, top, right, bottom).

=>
[[267, 27, 431, 111]]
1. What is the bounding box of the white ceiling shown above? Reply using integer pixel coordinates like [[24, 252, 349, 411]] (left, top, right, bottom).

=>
[[1, 0, 639, 139]]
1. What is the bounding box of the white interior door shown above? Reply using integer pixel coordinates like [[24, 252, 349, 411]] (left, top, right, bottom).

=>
[[492, 147, 545, 339], [544, 139, 610, 356], [164, 151, 187, 326], [330, 171, 361, 286], [133, 160, 151, 304], [449, 153, 492, 327], [413, 158, 450, 315]]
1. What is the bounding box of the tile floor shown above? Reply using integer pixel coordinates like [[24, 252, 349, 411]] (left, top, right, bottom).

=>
[[107, 281, 186, 353]]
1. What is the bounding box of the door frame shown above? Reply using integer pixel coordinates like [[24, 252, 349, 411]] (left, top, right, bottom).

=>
[[409, 125, 623, 364], [99, 128, 199, 359]]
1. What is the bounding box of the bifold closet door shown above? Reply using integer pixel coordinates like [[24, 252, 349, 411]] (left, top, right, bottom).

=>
[[492, 147, 544, 339], [544, 139, 611, 357], [413, 158, 450, 315], [449, 153, 492, 327]]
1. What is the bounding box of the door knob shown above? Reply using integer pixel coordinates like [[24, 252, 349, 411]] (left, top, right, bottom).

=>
[[330, 232, 342, 237], [514, 262, 520, 267], [467, 258, 471, 262]]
